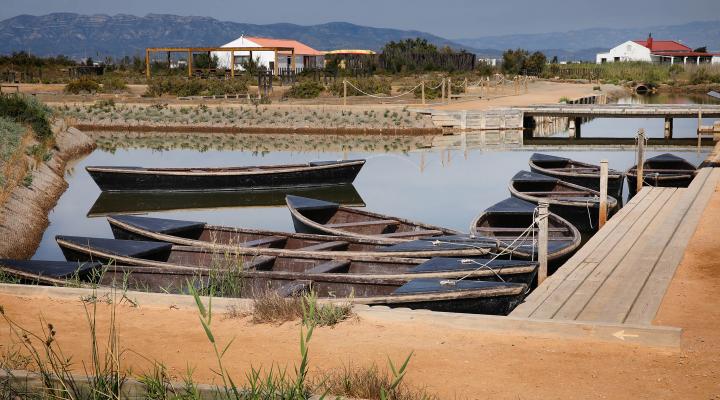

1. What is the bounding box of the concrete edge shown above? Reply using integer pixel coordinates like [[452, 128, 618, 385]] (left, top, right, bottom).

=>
[[0, 283, 681, 349]]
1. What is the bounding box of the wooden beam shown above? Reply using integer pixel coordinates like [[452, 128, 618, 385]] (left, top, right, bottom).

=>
[[599, 160, 608, 228], [230, 50, 235, 78], [187, 50, 192, 78], [145, 48, 150, 79]]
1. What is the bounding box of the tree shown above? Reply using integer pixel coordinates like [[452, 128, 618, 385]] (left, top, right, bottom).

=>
[[694, 46, 707, 53], [501, 49, 528, 75], [524, 51, 547, 75], [551, 55, 559, 64]]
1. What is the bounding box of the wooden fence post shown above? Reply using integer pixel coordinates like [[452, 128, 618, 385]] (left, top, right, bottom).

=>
[[421, 81, 425, 105], [447, 77, 452, 104], [697, 109, 703, 148], [343, 79, 347, 106], [538, 201, 549, 285], [636, 128, 646, 195], [441, 79, 446, 103], [599, 159, 608, 228]]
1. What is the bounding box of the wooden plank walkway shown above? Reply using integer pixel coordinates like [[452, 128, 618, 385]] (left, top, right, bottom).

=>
[[516, 104, 720, 118], [512, 166, 720, 324]]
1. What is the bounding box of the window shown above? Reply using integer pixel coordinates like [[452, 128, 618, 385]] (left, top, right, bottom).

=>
[[614, 57, 620, 62], [601, 58, 607, 63]]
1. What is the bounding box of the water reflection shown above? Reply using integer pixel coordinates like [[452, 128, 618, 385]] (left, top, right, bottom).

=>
[[87, 184, 365, 217]]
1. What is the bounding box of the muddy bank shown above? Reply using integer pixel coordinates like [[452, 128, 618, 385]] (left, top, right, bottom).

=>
[[0, 122, 95, 258]]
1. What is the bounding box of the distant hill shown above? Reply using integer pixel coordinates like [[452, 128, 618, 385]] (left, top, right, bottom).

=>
[[0, 13, 475, 59], [456, 20, 720, 61]]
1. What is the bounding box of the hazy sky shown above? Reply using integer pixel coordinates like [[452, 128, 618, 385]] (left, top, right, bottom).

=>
[[1, 0, 718, 38]]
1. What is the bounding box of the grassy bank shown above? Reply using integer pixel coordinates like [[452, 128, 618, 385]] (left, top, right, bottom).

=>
[[542, 62, 720, 88], [0, 95, 54, 201]]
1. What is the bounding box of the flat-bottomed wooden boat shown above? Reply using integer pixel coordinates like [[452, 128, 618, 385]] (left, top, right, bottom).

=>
[[509, 171, 618, 232], [107, 215, 494, 258], [626, 153, 697, 196], [286, 195, 461, 244], [86, 159, 365, 192], [529, 153, 625, 199]]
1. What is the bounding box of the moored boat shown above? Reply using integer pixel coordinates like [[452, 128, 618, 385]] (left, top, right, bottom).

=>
[[529, 153, 625, 199], [469, 197, 581, 264], [107, 214, 494, 258], [626, 153, 697, 196], [0, 259, 101, 285], [286, 195, 461, 244], [509, 171, 618, 232], [86, 159, 366, 192]]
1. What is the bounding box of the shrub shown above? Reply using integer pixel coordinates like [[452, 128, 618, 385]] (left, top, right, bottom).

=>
[[0, 95, 53, 139], [286, 80, 325, 98], [145, 77, 249, 97], [0, 117, 24, 162], [329, 77, 392, 97], [100, 76, 128, 93], [64, 78, 100, 94]]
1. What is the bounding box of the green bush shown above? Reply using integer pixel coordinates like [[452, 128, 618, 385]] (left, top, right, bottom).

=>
[[329, 77, 391, 97], [0, 95, 53, 139], [286, 80, 325, 98], [64, 78, 100, 94], [100, 76, 128, 93], [689, 68, 720, 84], [0, 117, 25, 162], [145, 77, 249, 97]]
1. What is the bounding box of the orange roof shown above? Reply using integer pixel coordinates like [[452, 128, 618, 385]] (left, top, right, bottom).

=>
[[633, 39, 692, 52], [244, 37, 324, 56]]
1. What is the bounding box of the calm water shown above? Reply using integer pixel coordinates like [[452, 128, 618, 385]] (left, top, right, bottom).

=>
[[31, 92, 715, 260], [32, 146, 708, 260]]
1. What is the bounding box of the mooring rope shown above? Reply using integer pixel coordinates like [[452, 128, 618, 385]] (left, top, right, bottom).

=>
[[440, 209, 547, 285], [345, 80, 422, 99]]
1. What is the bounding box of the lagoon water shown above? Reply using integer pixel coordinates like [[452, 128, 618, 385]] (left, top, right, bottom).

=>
[[31, 93, 717, 260]]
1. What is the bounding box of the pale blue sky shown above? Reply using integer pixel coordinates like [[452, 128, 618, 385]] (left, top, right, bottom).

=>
[[1, 0, 718, 38]]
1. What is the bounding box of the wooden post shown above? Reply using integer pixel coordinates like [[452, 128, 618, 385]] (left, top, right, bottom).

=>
[[697, 109, 703, 148], [537, 201, 549, 285], [343, 79, 347, 106], [187, 50, 192, 78], [230, 50, 235, 78], [441, 79, 445, 103], [274, 50, 279, 76], [145, 49, 151, 79], [291, 49, 296, 73], [464, 77, 468, 93], [447, 77, 452, 104], [599, 160, 608, 228], [636, 128, 646, 195], [421, 81, 425, 105], [663, 117, 672, 140]]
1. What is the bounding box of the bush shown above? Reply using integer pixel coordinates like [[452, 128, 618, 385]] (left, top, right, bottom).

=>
[[64, 78, 100, 94], [0, 117, 24, 162], [285, 80, 325, 98], [100, 76, 128, 93], [0, 95, 53, 139], [689, 68, 720, 84], [329, 77, 391, 97], [145, 77, 249, 97]]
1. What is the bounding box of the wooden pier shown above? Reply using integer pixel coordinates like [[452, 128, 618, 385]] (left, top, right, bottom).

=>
[[512, 166, 720, 325]]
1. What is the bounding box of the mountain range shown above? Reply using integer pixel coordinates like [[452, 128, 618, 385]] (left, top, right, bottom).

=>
[[0, 13, 718, 61]]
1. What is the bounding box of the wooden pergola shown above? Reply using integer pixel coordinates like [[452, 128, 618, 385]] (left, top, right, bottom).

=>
[[145, 46, 296, 78]]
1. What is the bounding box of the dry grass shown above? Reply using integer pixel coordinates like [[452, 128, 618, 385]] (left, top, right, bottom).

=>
[[313, 361, 437, 400], [248, 290, 353, 327]]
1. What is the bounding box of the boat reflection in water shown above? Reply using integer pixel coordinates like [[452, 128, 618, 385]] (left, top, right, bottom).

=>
[[87, 184, 365, 217]]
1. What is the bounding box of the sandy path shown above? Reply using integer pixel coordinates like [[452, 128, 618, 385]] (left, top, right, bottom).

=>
[[1, 183, 718, 399], [431, 81, 622, 111]]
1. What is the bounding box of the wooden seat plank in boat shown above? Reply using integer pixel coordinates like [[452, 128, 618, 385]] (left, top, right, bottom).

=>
[[305, 260, 352, 274], [297, 241, 349, 251], [325, 220, 399, 228], [380, 230, 444, 238], [241, 236, 287, 248]]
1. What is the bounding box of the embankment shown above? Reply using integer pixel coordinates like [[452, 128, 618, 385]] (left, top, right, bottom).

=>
[[0, 122, 95, 258]]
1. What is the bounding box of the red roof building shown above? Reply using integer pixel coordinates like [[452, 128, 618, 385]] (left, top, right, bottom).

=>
[[597, 34, 720, 65]]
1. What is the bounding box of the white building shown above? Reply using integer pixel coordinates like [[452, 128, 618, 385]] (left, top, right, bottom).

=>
[[212, 36, 325, 72], [596, 35, 719, 64]]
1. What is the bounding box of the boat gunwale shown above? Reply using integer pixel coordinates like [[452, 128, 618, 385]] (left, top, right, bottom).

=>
[[508, 176, 619, 209], [529, 158, 624, 180], [86, 159, 366, 177]]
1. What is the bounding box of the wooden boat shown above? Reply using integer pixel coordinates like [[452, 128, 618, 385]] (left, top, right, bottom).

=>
[[286, 195, 461, 244], [0, 259, 101, 285], [54, 237, 537, 315], [626, 153, 697, 196], [469, 197, 581, 263], [55, 236, 537, 284], [87, 184, 365, 217], [86, 159, 366, 192], [509, 171, 618, 232], [529, 153, 625, 199], [107, 215, 495, 258]]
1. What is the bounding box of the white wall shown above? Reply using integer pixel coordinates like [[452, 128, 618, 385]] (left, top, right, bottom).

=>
[[713, 56, 720, 65], [211, 37, 317, 71], [596, 41, 652, 64]]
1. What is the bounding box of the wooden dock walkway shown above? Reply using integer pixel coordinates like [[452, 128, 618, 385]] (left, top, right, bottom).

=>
[[516, 104, 720, 118], [512, 166, 720, 325]]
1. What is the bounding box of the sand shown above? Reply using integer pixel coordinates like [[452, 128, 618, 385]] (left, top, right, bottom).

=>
[[1, 181, 719, 399]]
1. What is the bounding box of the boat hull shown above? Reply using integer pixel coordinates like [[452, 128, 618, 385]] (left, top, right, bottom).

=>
[[626, 174, 695, 196], [87, 160, 365, 192], [529, 166, 625, 199]]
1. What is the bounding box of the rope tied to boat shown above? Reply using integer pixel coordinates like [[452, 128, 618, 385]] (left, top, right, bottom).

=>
[[440, 207, 546, 286], [585, 196, 598, 230]]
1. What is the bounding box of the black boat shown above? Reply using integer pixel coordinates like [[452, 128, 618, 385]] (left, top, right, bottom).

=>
[[0, 259, 101, 285], [529, 153, 625, 199], [107, 214, 494, 258], [286, 195, 461, 244], [53, 237, 537, 315], [86, 159, 365, 192], [87, 184, 365, 217], [469, 197, 581, 264], [626, 153, 697, 196], [509, 171, 618, 232]]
